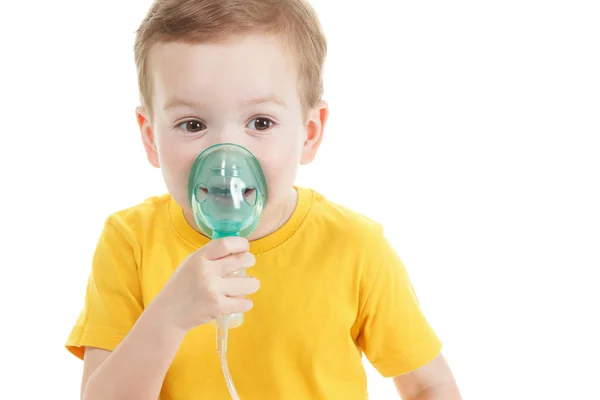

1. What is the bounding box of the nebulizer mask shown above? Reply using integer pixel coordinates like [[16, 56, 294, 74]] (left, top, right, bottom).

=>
[[188, 143, 267, 400]]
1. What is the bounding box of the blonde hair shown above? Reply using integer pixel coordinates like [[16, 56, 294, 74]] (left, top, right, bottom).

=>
[[134, 0, 327, 116]]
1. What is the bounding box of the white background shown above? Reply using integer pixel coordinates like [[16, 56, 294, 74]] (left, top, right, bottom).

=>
[[1, 0, 599, 399]]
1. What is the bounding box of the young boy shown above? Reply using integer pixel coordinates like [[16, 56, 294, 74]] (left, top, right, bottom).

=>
[[65, 0, 461, 399]]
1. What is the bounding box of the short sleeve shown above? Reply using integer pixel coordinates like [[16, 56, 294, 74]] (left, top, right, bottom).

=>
[[65, 216, 144, 360], [356, 232, 442, 377]]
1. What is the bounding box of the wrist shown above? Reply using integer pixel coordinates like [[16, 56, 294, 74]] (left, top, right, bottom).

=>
[[144, 296, 188, 343]]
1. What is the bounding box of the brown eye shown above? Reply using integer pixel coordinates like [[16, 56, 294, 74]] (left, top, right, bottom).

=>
[[247, 117, 274, 131], [179, 120, 206, 132]]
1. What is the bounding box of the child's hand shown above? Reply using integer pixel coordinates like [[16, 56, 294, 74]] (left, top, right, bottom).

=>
[[153, 236, 259, 333]]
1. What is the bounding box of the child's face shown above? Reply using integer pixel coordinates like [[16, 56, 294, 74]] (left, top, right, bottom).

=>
[[137, 34, 327, 228]]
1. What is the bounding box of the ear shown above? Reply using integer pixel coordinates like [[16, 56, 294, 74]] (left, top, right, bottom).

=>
[[300, 100, 329, 165], [136, 106, 160, 168]]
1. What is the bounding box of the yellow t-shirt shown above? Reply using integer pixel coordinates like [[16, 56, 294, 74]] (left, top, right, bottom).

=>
[[66, 186, 442, 399]]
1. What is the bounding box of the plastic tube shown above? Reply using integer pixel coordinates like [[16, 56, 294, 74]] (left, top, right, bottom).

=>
[[217, 326, 240, 400], [188, 143, 268, 400]]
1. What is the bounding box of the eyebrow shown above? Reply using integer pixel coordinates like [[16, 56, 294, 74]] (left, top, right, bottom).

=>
[[163, 95, 287, 111]]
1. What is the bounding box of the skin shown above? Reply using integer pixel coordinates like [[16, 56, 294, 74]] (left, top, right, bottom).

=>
[[81, 34, 461, 399], [139, 35, 327, 240]]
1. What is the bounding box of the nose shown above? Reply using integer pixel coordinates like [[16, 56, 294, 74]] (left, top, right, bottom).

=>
[[205, 131, 257, 159], [209, 125, 246, 146]]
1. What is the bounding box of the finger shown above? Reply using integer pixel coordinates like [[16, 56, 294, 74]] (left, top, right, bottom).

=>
[[220, 297, 254, 315], [218, 277, 260, 297], [216, 252, 256, 276], [201, 237, 250, 260]]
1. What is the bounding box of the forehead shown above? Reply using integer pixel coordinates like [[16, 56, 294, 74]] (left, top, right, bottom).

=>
[[147, 35, 300, 109]]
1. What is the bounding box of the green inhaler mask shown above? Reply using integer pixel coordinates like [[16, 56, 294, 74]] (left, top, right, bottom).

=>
[[188, 143, 268, 241], [188, 143, 268, 399]]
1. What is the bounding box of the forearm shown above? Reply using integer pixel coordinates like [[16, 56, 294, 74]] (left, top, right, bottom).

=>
[[393, 353, 461, 400], [82, 301, 187, 400], [403, 383, 462, 400]]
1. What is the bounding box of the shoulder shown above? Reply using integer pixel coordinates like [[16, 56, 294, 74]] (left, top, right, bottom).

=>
[[305, 190, 417, 293], [303, 187, 387, 249], [302, 188, 404, 292], [102, 193, 172, 242]]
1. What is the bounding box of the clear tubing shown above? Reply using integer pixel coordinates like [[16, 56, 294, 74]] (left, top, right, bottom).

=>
[[217, 326, 240, 400], [188, 144, 268, 400]]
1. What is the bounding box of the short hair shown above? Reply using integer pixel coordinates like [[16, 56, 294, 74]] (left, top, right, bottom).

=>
[[134, 0, 327, 116]]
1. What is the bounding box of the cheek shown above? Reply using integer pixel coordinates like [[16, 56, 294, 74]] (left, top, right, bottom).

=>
[[154, 132, 200, 210], [157, 139, 193, 175], [259, 145, 302, 201]]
